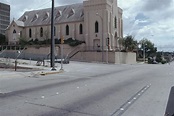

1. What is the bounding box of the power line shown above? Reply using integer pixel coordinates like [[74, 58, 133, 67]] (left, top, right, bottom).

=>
[[34, 0, 52, 9]]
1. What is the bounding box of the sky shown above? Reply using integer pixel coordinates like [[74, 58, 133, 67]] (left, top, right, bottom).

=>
[[1, 0, 174, 51]]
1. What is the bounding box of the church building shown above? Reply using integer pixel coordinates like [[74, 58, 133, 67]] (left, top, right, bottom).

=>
[[6, 0, 123, 51]]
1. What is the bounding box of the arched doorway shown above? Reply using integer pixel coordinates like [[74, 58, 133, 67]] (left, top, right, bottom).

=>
[[93, 39, 100, 51]]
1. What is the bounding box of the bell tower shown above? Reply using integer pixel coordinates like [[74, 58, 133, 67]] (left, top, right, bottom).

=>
[[83, 0, 113, 50]]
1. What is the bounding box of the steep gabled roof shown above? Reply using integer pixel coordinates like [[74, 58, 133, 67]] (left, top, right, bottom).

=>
[[15, 20, 25, 27], [6, 20, 24, 30], [18, 3, 84, 27]]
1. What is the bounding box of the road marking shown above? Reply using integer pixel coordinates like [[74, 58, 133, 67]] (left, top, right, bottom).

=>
[[110, 84, 151, 116], [41, 96, 45, 99]]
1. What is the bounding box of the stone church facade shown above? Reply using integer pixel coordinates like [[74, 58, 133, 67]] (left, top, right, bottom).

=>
[[6, 0, 123, 51]]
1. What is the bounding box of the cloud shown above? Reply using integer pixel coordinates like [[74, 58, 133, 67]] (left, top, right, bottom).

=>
[[142, 0, 173, 11], [1, 0, 174, 51], [55, 0, 83, 6]]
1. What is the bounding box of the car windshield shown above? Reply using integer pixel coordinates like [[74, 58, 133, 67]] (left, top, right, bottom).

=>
[[0, 0, 174, 116]]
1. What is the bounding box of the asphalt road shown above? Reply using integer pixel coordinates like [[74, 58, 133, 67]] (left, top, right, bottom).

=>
[[0, 62, 174, 116]]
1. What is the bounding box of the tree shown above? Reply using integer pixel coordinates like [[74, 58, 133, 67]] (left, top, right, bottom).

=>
[[156, 52, 163, 63], [122, 35, 137, 51], [0, 34, 7, 45], [139, 38, 157, 58]]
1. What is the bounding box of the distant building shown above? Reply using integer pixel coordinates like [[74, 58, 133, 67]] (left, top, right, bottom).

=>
[[0, 2, 10, 35], [6, 0, 123, 51]]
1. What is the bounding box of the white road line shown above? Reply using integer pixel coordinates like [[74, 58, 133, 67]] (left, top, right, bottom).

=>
[[110, 84, 151, 116]]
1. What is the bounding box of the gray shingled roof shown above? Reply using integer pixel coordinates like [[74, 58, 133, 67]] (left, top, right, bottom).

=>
[[18, 3, 84, 27], [15, 20, 24, 27]]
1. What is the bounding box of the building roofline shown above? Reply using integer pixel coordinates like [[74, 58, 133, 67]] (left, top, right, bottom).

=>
[[22, 2, 83, 15], [0, 2, 10, 6]]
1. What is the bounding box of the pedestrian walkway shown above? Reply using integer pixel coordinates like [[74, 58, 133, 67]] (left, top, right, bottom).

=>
[[0, 58, 63, 78]]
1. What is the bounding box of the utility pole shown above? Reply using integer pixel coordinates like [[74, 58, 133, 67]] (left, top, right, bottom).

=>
[[60, 36, 64, 71], [50, 0, 56, 70], [143, 43, 147, 63]]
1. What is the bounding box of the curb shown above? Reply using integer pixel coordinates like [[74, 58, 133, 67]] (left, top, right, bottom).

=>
[[40, 70, 64, 76], [0, 73, 26, 78]]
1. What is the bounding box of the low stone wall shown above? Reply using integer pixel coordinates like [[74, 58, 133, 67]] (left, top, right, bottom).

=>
[[72, 51, 136, 64], [0, 45, 136, 64]]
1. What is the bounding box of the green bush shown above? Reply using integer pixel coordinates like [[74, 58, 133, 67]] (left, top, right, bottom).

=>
[[18, 38, 85, 46], [156, 53, 162, 63], [161, 60, 167, 64], [64, 38, 85, 46], [55, 38, 60, 44], [19, 37, 28, 46]]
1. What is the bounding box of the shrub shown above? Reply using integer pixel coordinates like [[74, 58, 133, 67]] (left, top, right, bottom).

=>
[[161, 60, 167, 64], [19, 37, 28, 46], [0, 34, 6, 45], [64, 38, 85, 46]]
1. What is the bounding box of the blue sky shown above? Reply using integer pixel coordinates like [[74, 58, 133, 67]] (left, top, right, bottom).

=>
[[1, 0, 174, 51]]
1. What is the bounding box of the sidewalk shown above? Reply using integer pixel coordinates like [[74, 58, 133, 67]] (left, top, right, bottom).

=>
[[0, 58, 63, 78]]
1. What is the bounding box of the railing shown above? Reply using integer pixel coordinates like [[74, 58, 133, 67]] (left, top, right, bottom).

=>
[[0, 48, 7, 56], [65, 46, 81, 60], [0, 45, 25, 51]]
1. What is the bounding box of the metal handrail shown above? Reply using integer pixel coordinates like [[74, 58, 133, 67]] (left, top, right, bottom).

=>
[[0, 48, 7, 56]]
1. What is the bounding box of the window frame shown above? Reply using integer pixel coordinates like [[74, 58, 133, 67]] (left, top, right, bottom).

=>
[[66, 25, 69, 36], [79, 24, 83, 34], [95, 21, 99, 33]]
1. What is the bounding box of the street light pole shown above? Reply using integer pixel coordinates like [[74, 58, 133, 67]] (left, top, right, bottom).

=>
[[60, 36, 64, 71], [50, 0, 56, 70], [143, 44, 145, 63], [96, 13, 104, 62], [14, 48, 26, 71], [143, 43, 147, 63]]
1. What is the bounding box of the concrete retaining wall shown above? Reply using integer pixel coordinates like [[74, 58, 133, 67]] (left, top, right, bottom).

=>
[[0, 45, 136, 64], [72, 51, 136, 64]]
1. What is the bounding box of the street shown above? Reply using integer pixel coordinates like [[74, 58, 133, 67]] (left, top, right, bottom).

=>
[[0, 62, 174, 116]]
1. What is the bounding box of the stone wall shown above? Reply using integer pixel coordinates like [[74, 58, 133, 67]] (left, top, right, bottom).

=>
[[72, 51, 136, 64], [0, 45, 136, 64]]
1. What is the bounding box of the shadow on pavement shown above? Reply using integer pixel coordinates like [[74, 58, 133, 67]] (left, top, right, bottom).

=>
[[165, 86, 174, 116]]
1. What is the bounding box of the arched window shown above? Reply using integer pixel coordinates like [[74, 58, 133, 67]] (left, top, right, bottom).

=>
[[54, 26, 56, 36], [29, 28, 32, 38], [79, 24, 83, 34], [115, 16, 117, 28], [95, 21, 99, 33], [40, 27, 43, 37], [66, 25, 69, 35], [13, 29, 16, 33]]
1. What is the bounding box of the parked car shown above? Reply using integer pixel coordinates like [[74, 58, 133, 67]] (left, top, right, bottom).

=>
[[148, 57, 158, 64]]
